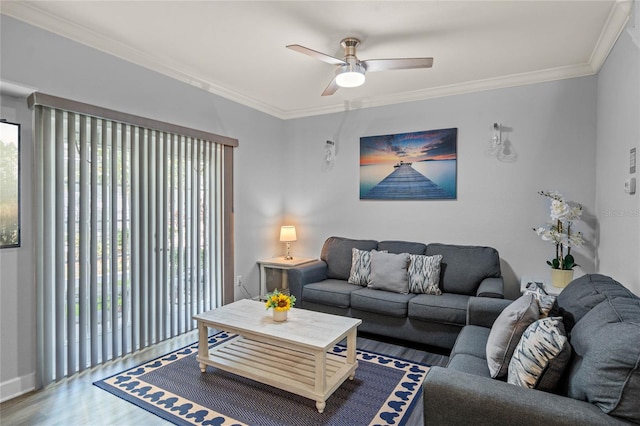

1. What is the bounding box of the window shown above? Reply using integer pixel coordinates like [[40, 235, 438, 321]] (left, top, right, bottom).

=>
[[29, 93, 236, 385]]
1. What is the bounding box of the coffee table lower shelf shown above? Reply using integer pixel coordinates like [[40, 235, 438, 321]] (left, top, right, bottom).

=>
[[197, 335, 358, 413]]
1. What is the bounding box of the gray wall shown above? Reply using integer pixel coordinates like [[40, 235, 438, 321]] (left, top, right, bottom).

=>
[[282, 78, 598, 300], [595, 13, 640, 294]]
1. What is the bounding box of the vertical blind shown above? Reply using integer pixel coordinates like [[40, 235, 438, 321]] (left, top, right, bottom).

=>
[[29, 93, 236, 386]]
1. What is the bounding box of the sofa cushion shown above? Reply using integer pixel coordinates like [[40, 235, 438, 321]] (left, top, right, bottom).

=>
[[566, 297, 640, 423], [450, 325, 491, 360], [557, 274, 638, 332], [508, 316, 572, 392], [368, 251, 410, 294], [321, 236, 378, 280], [408, 254, 443, 294], [302, 279, 360, 309], [351, 287, 415, 317], [425, 243, 501, 295], [408, 293, 470, 325], [348, 248, 379, 286], [446, 353, 492, 378], [486, 294, 539, 379], [378, 240, 427, 255]]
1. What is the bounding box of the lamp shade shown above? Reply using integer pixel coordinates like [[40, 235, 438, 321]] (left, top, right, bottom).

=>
[[279, 226, 297, 242]]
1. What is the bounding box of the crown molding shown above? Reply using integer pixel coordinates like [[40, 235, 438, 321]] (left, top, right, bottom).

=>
[[279, 63, 597, 119], [0, 2, 287, 118], [589, 0, 633, 72], [1, 1, 632, 120]]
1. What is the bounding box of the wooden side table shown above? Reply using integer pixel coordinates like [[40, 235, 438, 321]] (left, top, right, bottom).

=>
[[257, 257, 316, 299]]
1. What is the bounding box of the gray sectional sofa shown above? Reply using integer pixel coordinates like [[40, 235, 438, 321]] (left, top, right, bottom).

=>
[[423, 274, 640, 425], [288, 236, 504, 350]]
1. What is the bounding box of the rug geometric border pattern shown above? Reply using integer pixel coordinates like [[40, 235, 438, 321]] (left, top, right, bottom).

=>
[[94, 332, 430, 426]]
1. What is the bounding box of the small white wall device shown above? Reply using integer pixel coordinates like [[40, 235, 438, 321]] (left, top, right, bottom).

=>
[[324, 140, 336, 170], [624, 177, 636, 194]]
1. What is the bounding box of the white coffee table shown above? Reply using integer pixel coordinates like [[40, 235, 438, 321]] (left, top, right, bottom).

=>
[[193, 299, 362, 413]]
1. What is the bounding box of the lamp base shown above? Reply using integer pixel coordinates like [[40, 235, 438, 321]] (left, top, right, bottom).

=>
[[283, 242, 293, 260]]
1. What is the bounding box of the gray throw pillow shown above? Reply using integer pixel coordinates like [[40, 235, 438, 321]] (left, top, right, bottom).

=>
[[408, 254, 442, 294], [486, 293, 539, 378], [368, 251, 410, 294], [508, 316, 572, 391]]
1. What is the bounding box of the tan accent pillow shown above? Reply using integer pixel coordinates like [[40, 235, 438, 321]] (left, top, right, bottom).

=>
[[486, 293, 539, 378]]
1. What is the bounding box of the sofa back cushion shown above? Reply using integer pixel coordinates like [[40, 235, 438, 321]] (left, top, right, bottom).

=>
[[426, 243, 501, 295], [566, 297, 640, 423], [378, 240, 427, 255], [557, 274, 638, 332], [321, 236, 378, 280]]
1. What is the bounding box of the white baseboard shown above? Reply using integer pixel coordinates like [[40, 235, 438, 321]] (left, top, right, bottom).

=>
[[0, 373, 36, 403]]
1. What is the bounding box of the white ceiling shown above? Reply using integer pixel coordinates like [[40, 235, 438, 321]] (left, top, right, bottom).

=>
[[1, 1, 633, 119]]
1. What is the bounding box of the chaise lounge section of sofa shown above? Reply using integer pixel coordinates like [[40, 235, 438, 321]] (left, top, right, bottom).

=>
[[288, 236, 504, 350], [423, 274, 640, 425]]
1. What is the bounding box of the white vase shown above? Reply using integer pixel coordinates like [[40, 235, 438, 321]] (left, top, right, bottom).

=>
[[551, 269, 574, 288], [272, 309, 288, 322]]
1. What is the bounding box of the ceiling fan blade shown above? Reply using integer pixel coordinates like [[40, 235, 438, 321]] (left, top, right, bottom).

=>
[[321, 77, 340, 96], [363, 57, 433, 72], [286, 44, 347, 66]]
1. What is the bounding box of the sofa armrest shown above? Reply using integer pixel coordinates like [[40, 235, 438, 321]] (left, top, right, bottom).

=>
[[423, 367, 624, 426], [287, 260, 328, 303], [466, 297, 513, 327], [476, 277, 504, 298]]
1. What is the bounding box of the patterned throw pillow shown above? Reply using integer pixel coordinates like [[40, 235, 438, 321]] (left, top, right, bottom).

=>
[[348, 248, 377, 285], [524, 284, 558, 318], [407, 254, 443, 294], [508, 317, 572, 392]]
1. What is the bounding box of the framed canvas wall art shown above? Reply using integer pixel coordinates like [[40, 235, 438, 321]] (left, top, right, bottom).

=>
[[360, 128, 457, 200]]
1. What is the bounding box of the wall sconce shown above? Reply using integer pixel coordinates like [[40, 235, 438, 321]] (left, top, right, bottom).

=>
[[323, 140, 336, 170], [491, 122, 502, 148], [279, 226, 297, 260], [486, 122, 517, 162]]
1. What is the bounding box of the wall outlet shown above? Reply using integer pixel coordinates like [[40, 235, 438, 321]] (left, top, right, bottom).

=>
[[236, 275, 242, 286]]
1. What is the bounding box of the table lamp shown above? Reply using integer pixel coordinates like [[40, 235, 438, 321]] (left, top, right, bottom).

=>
[[279, 226, 297, 260]]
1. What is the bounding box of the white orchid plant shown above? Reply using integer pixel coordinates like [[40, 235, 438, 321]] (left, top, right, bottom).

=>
[[533, 190, 585, 270]]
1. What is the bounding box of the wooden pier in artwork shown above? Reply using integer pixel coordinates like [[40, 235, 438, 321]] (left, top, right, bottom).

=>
[[362, 163, 452, 200]]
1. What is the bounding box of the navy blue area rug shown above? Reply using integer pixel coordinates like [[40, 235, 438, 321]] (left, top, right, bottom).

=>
[[94, 332, 430, 426]]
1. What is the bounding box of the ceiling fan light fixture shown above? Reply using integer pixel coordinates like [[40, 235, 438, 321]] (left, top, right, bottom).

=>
[[335, 63, 366, 88]]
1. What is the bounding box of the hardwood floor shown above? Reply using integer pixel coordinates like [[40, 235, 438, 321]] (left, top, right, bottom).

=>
[[0, 330, 449, 426]]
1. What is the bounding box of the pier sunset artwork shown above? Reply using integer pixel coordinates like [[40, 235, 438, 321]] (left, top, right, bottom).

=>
[[360, 128, 457, 200]]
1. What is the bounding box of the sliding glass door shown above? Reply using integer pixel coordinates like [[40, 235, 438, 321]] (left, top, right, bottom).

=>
[[30, 93, 235, 385]]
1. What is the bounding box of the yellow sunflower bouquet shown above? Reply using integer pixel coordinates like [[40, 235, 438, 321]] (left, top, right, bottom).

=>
[[265, 289, 296, 312]]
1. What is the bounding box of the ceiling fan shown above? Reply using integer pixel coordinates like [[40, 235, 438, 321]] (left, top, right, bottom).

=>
[[286, 37, 433, 96]]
